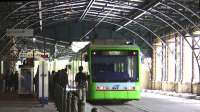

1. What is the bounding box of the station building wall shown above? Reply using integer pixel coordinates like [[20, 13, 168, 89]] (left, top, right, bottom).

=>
[[151, 33, 200, 94]]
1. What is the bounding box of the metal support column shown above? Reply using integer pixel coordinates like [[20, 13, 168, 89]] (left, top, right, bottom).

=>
[[191, 36, 194, 93], [174, 34, 177, 91], [161, 43, 165, 82], [1, 60, 3, 74], [178, 36, 182, 82], [192, 35, 200, 84], [181, 36, 184, 82], [154, 46, 156, 88], [152, 46, 156, 89], [73, 60, 75, 87], [165, 37, 168, 82]]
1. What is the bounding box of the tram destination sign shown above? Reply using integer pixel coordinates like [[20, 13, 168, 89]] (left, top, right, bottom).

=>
[[6, 29, 33, 37]]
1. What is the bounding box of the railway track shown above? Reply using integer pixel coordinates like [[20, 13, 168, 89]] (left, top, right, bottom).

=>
[[126, 103, 153, 112], [93, 102, 153, 112]]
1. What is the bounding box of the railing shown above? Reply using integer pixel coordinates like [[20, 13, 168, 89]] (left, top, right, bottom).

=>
[[53, 83, 87, 112]]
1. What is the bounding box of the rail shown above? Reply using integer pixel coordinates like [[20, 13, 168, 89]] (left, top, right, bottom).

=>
[[52, 83, 88, 112]]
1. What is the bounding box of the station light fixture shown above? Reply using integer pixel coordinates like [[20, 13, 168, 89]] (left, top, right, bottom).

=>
[[193, 30, 200, 35], [32, 37, 36, 42], [185, 33, 190, 37], [185, 30, 200, 37], [71, 41, 90, 53]]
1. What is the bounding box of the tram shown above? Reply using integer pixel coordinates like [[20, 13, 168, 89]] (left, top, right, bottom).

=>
[[71, 44, 141, 101]]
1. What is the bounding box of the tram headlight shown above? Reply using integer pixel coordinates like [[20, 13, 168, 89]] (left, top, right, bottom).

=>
[[96, 86, 109, 90], [96, 86, 104, 90], [127, 86, 135, 90]]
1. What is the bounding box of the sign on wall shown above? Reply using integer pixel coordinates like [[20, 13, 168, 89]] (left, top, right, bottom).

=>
[[6, 29, 33, 37], [19, 50, 49, 59]]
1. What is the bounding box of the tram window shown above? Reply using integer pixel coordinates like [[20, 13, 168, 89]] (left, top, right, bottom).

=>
[[114, 63, 125, 72], [91, 50, 139, 82]]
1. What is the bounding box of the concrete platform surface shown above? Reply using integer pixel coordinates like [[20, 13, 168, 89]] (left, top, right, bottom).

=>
[[0, 93, 58, 112], [0, 101, 58, 112], [143, 89, 200, 100]]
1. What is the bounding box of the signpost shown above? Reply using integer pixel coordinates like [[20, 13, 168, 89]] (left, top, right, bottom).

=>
[[6, 29, 33, 37], [19, 50, 49, 59], [39, 61, 48, 104]]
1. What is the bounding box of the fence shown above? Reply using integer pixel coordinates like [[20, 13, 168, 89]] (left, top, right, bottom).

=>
[[53, 83, 86, 112]]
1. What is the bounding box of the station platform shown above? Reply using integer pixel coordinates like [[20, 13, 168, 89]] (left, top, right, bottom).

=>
[[0, 93, 58, 112], [143, 89, 200, 100]]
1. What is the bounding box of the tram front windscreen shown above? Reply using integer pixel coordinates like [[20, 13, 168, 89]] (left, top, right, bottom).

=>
[[91, 50, 139, 82]]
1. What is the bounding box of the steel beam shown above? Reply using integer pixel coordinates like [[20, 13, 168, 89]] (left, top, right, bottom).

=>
[[110, 1, 200, 70], [79, 4, 116, 40], [116, 0, 161, 31], [0, 1, 34, 26], [84, 18, 154, 50], [25, 10, 83, 29], [80, 0, 96, 21], [0, 1, 85, 41], [160, 3, 200, 31], [169, 0, 200, 20], [38, 0, 42, 31]]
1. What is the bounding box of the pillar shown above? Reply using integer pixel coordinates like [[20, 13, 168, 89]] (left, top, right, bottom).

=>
[[1, 61, 3, 74]]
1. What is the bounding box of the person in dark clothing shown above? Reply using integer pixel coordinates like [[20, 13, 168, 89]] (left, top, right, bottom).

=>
[[55, 70, 61, 84], [0, 74, 3, 93], [8, 72, 14, 92], [13, 71, 18, 92], [75, 66, 87, 88], [33, 67, 39, 96], [59, 69, 68, 88], [49, 71, 55, 97], [5, 71, 9, 92]]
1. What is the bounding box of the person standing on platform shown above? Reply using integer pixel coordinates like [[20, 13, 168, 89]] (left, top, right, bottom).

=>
[[0, 74, 3, 93], [75, 66, 87, 102], [75, 66, 87, 88], [60, 68, 68, 88], [8, 71, 14, 92], [64, 66, 69, 87], [5, 71, 9, 92], [12, 71, 18, 92], [49, 71, 55, 97], [34, 67, 39, 96]]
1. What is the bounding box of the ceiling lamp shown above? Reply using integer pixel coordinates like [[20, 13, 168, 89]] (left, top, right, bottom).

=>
[[71, 41, 90, 53], [193, 30, 200, 35]]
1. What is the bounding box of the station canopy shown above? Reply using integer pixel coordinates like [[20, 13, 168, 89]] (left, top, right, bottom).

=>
[[0, 0, 199, 59]]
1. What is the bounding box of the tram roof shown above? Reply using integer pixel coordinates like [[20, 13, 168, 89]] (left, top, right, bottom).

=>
[[89, 44, 140, 50]]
